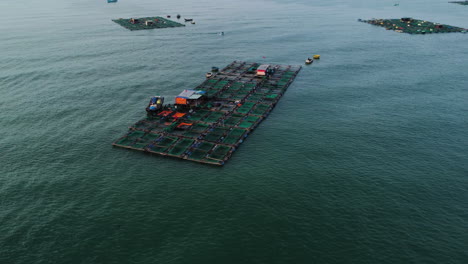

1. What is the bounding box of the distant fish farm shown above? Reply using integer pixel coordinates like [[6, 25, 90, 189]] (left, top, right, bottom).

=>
[[112, 17, 185, 31], [449, 1, 468, 5], [112, 61, 302, 166], [359, 18, 467, 34]]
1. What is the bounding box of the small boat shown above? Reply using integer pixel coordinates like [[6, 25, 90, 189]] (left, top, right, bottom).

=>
[[191, 21, 196, 24], [167, 15, 171, 18], [305, 58, 313, 64], [107, 0, 118, 3], [177, 14, 181, 19], [206, 72, 213, 78], [313, 54, 320, 59], [184, 18, 193, 22], [146, 96, 165, 116]]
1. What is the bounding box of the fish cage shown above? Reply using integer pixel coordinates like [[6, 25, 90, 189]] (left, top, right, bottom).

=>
[[449, 1, 468, 5], [113, 61, 302, 165], [359, 18, 467, 34], [112, 16, 185, 31]]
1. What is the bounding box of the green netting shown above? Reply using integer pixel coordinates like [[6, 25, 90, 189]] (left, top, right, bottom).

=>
[[251, 104, 270, 115], [197, 142, 214, 151], [214, 84, 226, 89], [226, 86, 240, 91], [212, 126, 229, 134], [220, 104, 235, 111], [224, 118, 240, 126], [188, 114, 203, 121], [209, 145, 231, 160], [195, 109, 210, 116], [244, 116, 260, 123], [163, 122, 178, 132], [133, 141, 149, 149], [190, 123, 209, 133], [247, 94, 263, 100], [255, 89, 269, 94], [204, 133, 221, 142], [188, 149, 208, 160], [183, 131, 200, 138], [265, 94, 279, 100], [142, 133, 161, 142], [156, 136, 178, 147], [238, 121, 255, 128], [225, 115, 243, 126], [189, 109, 210, 121], [148, 145, 169, 153], [269, 89, 283, 94], [236, 107, 250, 114], [237, 102, 255, 113], [229, 128, 246, 136], [127, 130, 146, 140], [256, 103, 270, 110], [168, 139, 194, 156], [149, 124, 166, 133], [222, 136, 239, 145], [238, 88, 252, 95], [203, 112, 224, 123], [231, 94, 248, 101], [204, 126, 229, 141], [222, 130, 245, 144], [178, 138, 195, 147], [115, 137, 133, 146]]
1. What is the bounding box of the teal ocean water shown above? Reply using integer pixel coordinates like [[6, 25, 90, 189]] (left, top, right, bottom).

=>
[[1, 0, 467, 263]]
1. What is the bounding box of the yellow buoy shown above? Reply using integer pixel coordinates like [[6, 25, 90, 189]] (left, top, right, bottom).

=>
[[313, 54, 320, 60]]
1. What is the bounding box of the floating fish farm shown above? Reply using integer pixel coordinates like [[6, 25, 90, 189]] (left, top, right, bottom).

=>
[[359, 18, 467, 34], [112, 61, 301, 166], [449, 1, 468, 5], [112, 17, 185, 31]]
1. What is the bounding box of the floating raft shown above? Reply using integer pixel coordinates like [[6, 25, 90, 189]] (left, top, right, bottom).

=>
[[112, 17, 185, 31], [359, 18, 467, 34], [449, 1, 468, 5], [112, 61, 301, 166]]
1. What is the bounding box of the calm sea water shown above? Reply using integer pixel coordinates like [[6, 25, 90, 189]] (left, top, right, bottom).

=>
[[1, 0, 467, 263]]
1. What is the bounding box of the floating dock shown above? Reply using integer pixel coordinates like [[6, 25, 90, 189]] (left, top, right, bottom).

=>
[[359, 18, 467, 34], [112, 17, 185, 31], [449, 1, 468, 5], [112, 61, 302, 166]]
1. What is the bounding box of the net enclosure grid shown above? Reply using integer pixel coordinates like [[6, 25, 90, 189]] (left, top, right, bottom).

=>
[[113, 61, 301, 165]]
